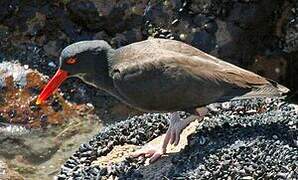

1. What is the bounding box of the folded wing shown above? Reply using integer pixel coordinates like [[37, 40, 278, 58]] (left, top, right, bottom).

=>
[[111, 39, 289, 112]]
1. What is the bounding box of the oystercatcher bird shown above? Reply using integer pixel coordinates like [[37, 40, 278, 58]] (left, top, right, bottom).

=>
[[37, 38, 289, 162]]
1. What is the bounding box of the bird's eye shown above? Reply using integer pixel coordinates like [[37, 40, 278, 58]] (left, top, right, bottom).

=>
[[66, 57, 77, 65]]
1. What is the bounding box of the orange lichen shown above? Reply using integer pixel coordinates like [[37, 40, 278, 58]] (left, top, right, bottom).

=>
[[0, 71, 77, 128]]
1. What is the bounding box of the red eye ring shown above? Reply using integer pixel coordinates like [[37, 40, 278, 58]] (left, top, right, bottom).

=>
[[66, 57, 77, 65]]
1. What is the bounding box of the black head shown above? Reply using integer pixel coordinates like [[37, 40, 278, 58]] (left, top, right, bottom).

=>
[[36, 40, 114, 104], [60, 40, 113, 80]]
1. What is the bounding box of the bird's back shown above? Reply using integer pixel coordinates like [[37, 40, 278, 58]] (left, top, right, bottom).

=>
[[110, 38, 289, 112]]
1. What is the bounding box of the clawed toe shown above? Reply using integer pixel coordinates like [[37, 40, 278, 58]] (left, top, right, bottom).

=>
[[168, 123, 182, 146], [130, 148, 163, 163], [149, 152, 162, 163], [130, 111, 204, 164]]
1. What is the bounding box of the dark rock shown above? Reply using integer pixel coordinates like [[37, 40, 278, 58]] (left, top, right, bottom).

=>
[[67, 0, 143, 34], [92, 30, 110, 41], [0, 0, 19, 22], [51, 98, 63, 112], [191, 30, 216, 52], [43, 40, 63, 58], [144, 2, 170, 27], [39, 114, 48, 126], [110, 28, 143, 48]]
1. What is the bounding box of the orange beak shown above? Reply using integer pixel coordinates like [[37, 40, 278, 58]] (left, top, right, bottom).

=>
[[36, 69, 69, 105]]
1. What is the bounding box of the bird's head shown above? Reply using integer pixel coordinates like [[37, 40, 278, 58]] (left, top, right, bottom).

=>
[[36, 40, 113, 104]]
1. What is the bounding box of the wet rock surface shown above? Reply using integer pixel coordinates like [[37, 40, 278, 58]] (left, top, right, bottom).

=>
[[57, 98, 298, 179], [0, 61, 103, 178], [0, 61, 78, 129], [0, 160, 24, 180]]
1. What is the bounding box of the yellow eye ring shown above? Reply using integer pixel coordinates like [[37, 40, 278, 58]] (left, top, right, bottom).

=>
[[66, 57, 77, 65]]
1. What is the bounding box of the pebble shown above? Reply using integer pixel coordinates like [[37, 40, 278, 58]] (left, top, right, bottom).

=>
[[51, 99, 63, 112], [86, 103, 93, 108], [179, 33, 187, 41], [48, 62, 56, 68], [273, 135, 278, 139]]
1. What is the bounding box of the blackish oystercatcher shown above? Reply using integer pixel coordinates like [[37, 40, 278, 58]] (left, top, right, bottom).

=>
[[37, 38, 289, 162]]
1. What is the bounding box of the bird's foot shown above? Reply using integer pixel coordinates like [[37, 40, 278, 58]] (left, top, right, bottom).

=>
[[131, 112, 200, 163], [131, 144, 164, 163], [132, 109, 208, 163], [130, 123, 182, 164]]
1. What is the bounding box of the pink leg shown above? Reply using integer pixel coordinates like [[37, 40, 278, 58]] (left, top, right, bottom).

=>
[[132, 107, 208, 163]]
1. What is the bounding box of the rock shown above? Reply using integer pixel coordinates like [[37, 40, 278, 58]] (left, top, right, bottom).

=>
[[0, 0, 19, 22], [0, 0, 296, 96], [191, 30, 216, 52], [248, 55, 288, 82], [144, 1, 172, 27], [0, 160, 24, 180], [0, 123, 30, 137], [57, 98, 298, 179], [283, 1, 298, 53], [0, 25, 9, 41], [92, 30, 110, 41], [0, 62, 31, 88], [25, 12, 46, 36], [43, 40, 62, 58], [0, 135, 59, 163], [110, 28, 143, 48], [67, 0, 144, 33]]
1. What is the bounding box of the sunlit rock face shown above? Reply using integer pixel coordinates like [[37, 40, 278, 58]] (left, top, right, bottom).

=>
[[0, 61, 77, 130]]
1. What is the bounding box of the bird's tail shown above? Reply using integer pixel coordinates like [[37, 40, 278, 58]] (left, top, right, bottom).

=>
[[267, 79, 290, 94], [230, 79, 290, 101]]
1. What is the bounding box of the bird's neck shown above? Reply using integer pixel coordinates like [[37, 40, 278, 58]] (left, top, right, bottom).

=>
[[82, 49, 124, 100]]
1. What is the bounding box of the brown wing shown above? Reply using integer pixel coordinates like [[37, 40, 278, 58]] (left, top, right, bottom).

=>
[[113, 38, 205, 64], [111, 39, 288, 112]]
